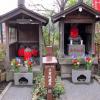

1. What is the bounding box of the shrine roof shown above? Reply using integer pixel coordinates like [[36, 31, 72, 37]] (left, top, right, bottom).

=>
[[0, 6, 49, 26], [52, 2, 100, 23]]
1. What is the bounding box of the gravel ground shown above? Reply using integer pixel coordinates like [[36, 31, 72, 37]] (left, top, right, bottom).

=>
[[61, 79, 100, 100]]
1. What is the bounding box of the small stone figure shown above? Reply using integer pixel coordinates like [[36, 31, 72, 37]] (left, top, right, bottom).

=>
[[69, 24, 82, 44], [70, 25, 79, 39], [18, 45, 25, 57], [31, 46, 39, 65], [24, 47, 32, 61]]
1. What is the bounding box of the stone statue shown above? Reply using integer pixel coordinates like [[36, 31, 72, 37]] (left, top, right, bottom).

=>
[[69, 24, 82, 45]]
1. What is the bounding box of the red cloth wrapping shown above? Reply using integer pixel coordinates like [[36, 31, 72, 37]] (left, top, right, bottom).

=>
[[31, 49, 39, 57], [70, 26, 79, 38], [18, 48, 25, 57], [24, 51, 32, 60]]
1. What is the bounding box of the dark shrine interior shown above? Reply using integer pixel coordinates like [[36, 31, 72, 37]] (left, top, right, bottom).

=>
[[64, 23, 92, 55], [9, 24, 39, 60]]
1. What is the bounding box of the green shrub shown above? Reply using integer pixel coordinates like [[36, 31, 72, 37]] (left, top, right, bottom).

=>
[[53, 77, 64, 98]]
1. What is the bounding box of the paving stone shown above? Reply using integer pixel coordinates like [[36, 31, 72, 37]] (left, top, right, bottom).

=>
[[2, 86, 32, 100], [61, 80, 100, 100]]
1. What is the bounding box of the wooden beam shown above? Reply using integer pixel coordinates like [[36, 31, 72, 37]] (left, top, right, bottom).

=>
[[8, 20, 39, 25], [65, 19, 95, 23]]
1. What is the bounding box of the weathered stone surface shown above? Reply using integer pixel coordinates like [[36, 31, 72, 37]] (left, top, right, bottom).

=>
[[68, 44, 85, 57], [14, 73, 33, 85], [72, 69, 91, 83], [6, 71, 14, 81], [61, 80, 100, 100], [2, 86, 32, 100]]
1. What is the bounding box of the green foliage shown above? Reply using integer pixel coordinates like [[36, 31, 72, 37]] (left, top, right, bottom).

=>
[[66, 0, 92, 9], [33, 73, 46, 99], [85, 0, 92, 6], [35, 72, 44, 83], [66, 0, 77, 8], [53, 77, 64, 98], [28, 67, 32, 72], [84, 57, 93, 70], [37, 96, 46, 100], [38, 86, 46, 97], [11, 59, 20, 72], [85, 62, 92, 70], [42, 20, 59, 56], [0, 44, 5, 61], [43, 26, 50, 46]]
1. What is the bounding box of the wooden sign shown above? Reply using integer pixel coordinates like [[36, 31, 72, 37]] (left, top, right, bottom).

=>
[[47, 89, 53, 100], [44, 65, 56, 88]]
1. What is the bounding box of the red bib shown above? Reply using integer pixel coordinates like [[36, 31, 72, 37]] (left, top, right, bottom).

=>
[[24, 51, 32, 61], [18, 48, 25, 57], [70, 26, 79, 38], [32, 49, 39, 57]]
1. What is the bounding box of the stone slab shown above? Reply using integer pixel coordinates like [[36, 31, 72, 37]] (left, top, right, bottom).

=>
[[72, 69, 91, 83], [14, 73, 33, 85], [2, 86, 32, 100], [61, 80, 100, 100]]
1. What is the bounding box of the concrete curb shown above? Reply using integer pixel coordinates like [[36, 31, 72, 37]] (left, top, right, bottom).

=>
[[0, 82, 12, 100]]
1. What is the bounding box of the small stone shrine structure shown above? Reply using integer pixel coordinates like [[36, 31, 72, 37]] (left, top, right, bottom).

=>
[[0, 0, 48, 84], [52, 1, 100, 81]]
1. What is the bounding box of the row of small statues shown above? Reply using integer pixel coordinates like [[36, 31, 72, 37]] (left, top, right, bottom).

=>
[[18, 45, 39, 61]]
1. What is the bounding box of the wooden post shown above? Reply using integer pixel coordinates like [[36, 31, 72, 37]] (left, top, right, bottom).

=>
[[5, 23, 10, 68], [44, 65, 56, 100], [91, 23, 95, 54], [0, 24, 3, 43], [59, 21, 64, 57], [39, 23, 43, 67], [43, 52, 57, 100], [47, 89, 53, 100]]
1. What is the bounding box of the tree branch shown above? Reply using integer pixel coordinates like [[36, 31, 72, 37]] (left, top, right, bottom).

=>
[[56, 0, 61, 8]]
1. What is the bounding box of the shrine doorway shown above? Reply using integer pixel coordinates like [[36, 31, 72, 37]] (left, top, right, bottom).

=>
[[64, 23, 92, 55]]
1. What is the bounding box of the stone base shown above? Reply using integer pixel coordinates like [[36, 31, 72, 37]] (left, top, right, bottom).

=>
[[6, 70, 14, 81], [14, 73, 33, 85], [72, 69, 91, 83], [61, 65, 72, 78]]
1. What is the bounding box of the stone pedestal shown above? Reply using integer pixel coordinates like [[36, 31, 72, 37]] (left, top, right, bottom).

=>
[[6, 70, 14, 81], [14, 73, 33, 85], [61, 65, 72, 78], [72, 69, 91, 83], [68, 44, 85, 56]]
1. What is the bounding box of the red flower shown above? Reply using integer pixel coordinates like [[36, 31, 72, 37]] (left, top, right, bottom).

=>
[[72, 59, 80, 65], [72, 59, 77, 63], [85, 57, 91, 62], [28, 61, 32, 65], [16, 62, 19, 65]]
